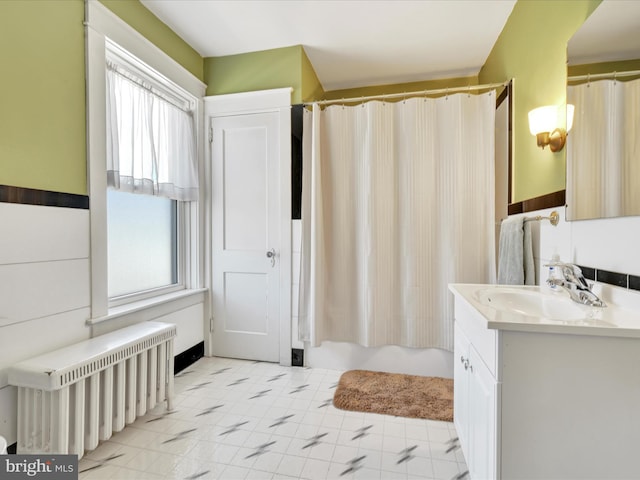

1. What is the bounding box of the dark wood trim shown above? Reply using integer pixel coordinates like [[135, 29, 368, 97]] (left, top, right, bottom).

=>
[[507, 81, 513, 205], [0, 185, 89, 209], [496, 83, 509, 107], [508, 189, 565, 215], [496, 80, 514, 205]]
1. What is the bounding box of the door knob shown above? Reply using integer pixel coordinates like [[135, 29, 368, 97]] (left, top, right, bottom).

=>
[[266, 248, 276, 267]]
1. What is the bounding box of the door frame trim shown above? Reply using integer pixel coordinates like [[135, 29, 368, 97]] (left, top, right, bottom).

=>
[[204, 88, 293, 366]]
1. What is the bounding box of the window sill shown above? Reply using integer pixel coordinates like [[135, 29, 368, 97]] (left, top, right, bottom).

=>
[[87, 287, 207, 326]]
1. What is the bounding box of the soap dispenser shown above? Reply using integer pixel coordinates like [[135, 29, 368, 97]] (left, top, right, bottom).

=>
[[547, 254, 561, 290]]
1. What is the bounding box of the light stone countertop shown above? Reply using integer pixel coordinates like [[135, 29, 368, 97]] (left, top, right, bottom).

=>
[[449, 283, 640, 338]]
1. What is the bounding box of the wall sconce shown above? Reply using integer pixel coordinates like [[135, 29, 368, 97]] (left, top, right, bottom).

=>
[[528, 104, 574, 152]]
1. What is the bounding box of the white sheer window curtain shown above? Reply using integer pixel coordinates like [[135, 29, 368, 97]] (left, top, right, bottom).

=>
[[106, 60, 199, 201], [299, 94, 496, 351], [567, 78, 640, 219]]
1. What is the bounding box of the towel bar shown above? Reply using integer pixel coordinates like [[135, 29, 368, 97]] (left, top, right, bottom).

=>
[[498, 210, 560, 227], [524, 210, 559, 226]]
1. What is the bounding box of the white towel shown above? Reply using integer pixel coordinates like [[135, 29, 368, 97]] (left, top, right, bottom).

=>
[[497, 216, 535, 285], [523, 220, 535, 285]]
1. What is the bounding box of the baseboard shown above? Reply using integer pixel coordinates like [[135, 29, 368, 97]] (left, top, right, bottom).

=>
[[174, 341, 204, 374], [291, 348, 304, 367]]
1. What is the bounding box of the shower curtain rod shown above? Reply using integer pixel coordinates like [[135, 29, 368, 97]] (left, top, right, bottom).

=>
[[303, 81, 508, 107], [568, 69, 640, 82]]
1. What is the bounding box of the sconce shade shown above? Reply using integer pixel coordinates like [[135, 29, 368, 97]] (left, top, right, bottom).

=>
[[528, 106, 559, 136], [528, 104, 575, 152]]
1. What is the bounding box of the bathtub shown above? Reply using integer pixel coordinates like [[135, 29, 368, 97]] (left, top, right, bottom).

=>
[[304, 341, 453, 378]]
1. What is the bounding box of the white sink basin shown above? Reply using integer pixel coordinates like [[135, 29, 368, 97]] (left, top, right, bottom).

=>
[[450, 283, 640, 334], [476, 287, 591, 321]]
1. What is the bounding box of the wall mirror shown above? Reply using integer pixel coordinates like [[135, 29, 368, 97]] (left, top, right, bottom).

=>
[[566, 0, 640, 221]]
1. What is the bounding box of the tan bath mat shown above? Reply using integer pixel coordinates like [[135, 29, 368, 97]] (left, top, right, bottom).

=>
[[333, 369, 453, 421]]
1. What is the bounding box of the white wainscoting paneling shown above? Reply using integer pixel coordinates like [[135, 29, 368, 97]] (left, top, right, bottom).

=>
[[0, 203, 89, 264], [0, 308, 91, 387], [0, 259, 90, 328], [157, 303, 205, 355], [0, 202, 91, 445], [0, 203, 90, 329], [90, 291, 206, 356], [527, 206, 640, 283], [571, 215, 640, 276]]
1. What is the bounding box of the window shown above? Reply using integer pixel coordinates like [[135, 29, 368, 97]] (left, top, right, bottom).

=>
[[104, 42, 199, 304], [86, 2, 205, 320], [107, 190, 178, 298]]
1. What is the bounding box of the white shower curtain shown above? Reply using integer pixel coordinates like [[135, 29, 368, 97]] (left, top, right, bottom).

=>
[[299, 93, 496, 351], [567, 78, 640, 219]]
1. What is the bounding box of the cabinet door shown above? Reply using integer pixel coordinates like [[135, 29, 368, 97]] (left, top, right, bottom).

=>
[[468, 346, 497, 480], [454, 323, 470, 451]]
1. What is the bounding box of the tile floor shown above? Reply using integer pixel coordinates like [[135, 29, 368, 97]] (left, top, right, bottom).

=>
[[78, 356, 468, 479]]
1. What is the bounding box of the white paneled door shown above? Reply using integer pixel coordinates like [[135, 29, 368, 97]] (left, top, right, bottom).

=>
[[210, 111, 281, 362]]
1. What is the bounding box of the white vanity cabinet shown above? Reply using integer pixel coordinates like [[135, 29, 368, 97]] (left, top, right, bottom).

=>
[[450, 283, 640, 479], [454, 301, 499, 480]]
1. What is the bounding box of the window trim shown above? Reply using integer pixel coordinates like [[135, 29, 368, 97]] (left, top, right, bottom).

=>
[[106, 39, 196, 112], [85, 0, 206, 320]]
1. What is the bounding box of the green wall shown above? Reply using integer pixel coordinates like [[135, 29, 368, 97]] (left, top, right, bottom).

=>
[[1, 0, 606, 199], [204, 45, 323, 104], [205, 1, 604, 205], [101, 1, 203, 81], [480, 0, 601, 203], [204, 43, 478, 104], [568, 58, 640, 78], [301, 48, 325, 102], [0, 0, 86, 195], [323, 75, 479, 101], [0, 0, 203, 196]]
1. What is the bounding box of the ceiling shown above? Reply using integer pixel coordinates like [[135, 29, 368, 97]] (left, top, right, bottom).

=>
[[140, 0, 517, 92], [568, 0, 640, 66]]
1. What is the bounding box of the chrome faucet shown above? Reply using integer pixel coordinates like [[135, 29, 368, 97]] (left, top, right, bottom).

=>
[[545, 262, 606, 307]]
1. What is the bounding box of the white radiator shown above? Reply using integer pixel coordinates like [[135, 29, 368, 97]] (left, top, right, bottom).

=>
[[7, 321, 176, 459]]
